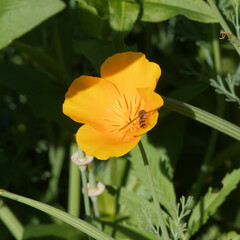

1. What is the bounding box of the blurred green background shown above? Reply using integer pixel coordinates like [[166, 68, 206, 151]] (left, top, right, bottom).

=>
[[0, 0, 240, 239]]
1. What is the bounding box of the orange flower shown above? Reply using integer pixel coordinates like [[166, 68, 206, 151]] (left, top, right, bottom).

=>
[[63, 52, 163, 160]]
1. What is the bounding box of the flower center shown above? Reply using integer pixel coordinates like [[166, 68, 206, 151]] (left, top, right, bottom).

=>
[[102, 93, 146, 141]]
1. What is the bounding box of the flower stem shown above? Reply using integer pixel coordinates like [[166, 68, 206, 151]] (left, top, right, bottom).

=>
[[138, 141, 169, 240], [163, 96, 240, 141], [91, 197, 102, 230], [0, 200, 24, 240], [78, 146, 85, 159], [79, 165, 92, 223], [89, 165, 103, 230]]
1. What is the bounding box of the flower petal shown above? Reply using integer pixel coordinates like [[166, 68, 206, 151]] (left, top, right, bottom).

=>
[[137, 87, 164, 112], [129, 88, 163, 136], [101, 52, 161, 91], [63, 76, 122, 131], [76, 125, 141, 160], [134, 111, 159, 136]]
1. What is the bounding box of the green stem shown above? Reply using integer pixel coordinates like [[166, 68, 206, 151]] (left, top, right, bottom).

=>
[[79, 165, 92, 223], [0, 190, 114, 240], [89, 166, 102, 230], [78, 146, 92, 233], [235, 0, 240, 39], [163, 96, 240, 141], [79, 165, 93, 240], [91, 197, 102, 231], [0, 200, 24, 240], [138, 141, 169, 240], [68, 144, 80, 217], [207, 0, 240, 55], [89, 166, 97, 190], [211, 24, 222, 75], [78, 146, 85, 159]]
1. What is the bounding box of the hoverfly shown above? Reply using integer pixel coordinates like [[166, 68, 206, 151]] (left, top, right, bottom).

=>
[[120, 108, 159, 131]]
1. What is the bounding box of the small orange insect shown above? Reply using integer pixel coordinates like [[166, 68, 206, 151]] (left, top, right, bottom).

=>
[[219, 30, 234, 40]]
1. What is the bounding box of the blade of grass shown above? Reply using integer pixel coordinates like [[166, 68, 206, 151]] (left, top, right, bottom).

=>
[[0, 200, 24, 240], [163, 96, 240, 141], [0, 190, 114, 240]]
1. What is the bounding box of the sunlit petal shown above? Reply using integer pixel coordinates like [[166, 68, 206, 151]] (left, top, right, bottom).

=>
[[76, 125, 141, 160], [63, 76, 123, 131], [101, 52, 161, 91], [137, 87, 164, 111]]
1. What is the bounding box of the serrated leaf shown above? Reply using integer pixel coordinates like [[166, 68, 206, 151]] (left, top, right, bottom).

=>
[[129, 134, 176, 215], [119, 187, 169, 223], [0, 0, 65, 49], [187, 168, 240, 237], [118, 187, 161, 240], [141, 0, 218, 23]]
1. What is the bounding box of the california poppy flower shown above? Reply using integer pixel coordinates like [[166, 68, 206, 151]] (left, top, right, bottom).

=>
[[63, 52, 163, 160]]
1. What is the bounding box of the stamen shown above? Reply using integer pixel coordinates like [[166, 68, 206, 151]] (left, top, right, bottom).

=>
[[122, 94, 129, 112]]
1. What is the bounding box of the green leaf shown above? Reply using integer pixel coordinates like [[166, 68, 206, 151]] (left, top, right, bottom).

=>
[[76, 0, 110, 40], [118, 188, 161, 240], [103, 220, 160, 240], [108, 0, 139, 33], [141, 0, 218, 23], [129, 134, 176, 215], [119, 187, 157, 221], [23, 223, 86, 239], [163, 96, 240, 141], [0, 0, 65, 50], [159, 83, 208, 120], [0, 190, 114, 240], [0, 200, 24, 240], [108, 0, 140, 51], [187, 168, 240, 238]]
